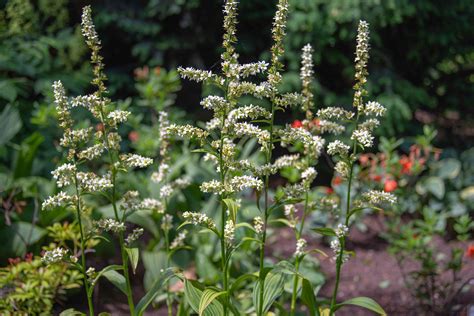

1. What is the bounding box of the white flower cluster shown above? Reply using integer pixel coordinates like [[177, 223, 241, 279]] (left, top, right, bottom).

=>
[[275, 92, 303, 109], [280, 127, 325, 158], [161, 214, 173, 231], [226, 105, 271, 126], [283, 183, 306, 200], [317, 107, 354, 120], [42, 192, 74, 211], [364, 101, 386, 117], [52, 163, 76, 187], [294, 238, 307, 257], [42, 247, 69, 265], [60, 128, 92, 147], [53, 80, 68, 109], [125, 228, 144, 245], [362, 190, 397, 205], [140, 198, 164, 213], [200, 180, 226, 195], [160, 184, 173, 199], [177, 67, 217, 83], [351, 128, 374, 148], [300, 44, 314, 87], [201, 95, 230, 112], [327, 140, 350, 156], [121, 190, 140, 212], [78, 144, 104, 160], [107, 110, 130, 126], [151, 162, 169, 183], [253, 216, 264, 234], [182, 211, 216, 230], [330, 238, 350, 263], [334, 161, 350, 178], [273, 154, 301, 169], [170, 230, 188, 249], [284, 204, 296, 219], [95, 218, 126, 233], [224, 220, 235, 246], [120, 154, 153, 168], [353, 20, 370, 111], [76, 172, 113, 192], [160, 177, 191, 199], [166, 124, 209, 140], [70, 94, 101, 111], [158, 111, 170, 155], [318, 120, 345, 134], [238, 61, 268, 77], [358, 118, 380, 131], [301, 167, 317, 186], [229, 175, 263, 192], [81, 6, 100, 48], [233, 122, 270, 151], [335, 224, 349, 238]]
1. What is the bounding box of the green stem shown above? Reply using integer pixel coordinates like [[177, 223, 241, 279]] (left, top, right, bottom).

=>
[[98, 106, 135, 315], [164, 225, 172, 316], [218, 103, 229, 316], [329, 162, 354, 315], [74, 174, 95, 316], [290, 259, 301, 315], [258, 101, 276, 316]]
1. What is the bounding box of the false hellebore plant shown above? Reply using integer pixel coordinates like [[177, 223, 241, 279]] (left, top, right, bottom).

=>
[[171, 1, 394, 314], [41, 6, 168, 316]]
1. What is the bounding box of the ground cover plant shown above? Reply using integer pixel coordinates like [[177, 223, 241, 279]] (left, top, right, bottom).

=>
[[0, 1, 472, 315]]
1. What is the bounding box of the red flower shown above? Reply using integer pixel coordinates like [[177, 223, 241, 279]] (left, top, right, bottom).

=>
[[24, 253, 33, 262], [399, 156, 413, 174], [8, 257, 20, 266], [333, 176, 342, 186], [466, 245, 474, 259], [312, 119, 320, 127], [325, 187, 334, 194], [128, 131, 140, 143], [291, 120, 303, 128], [372, 174, 382, 182], [384, 179, 398, 192]]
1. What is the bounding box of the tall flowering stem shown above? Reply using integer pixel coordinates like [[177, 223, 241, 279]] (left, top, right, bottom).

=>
[[289, 43, 315, 316], [45, 81, 95, 316], [325, 21, 395, 315], [172, 1, 275, 314], [257, 1, 289, 315], [81, 7, 139, 314]]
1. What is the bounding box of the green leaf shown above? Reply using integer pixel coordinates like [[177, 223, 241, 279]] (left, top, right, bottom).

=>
[[13, 132, 44, 178], [229, 273, 258, 294], [89, 265, 123, 296], [436, 158, 461, 179], [199, 289, 226, 316], [0, 222, 47, 257], [335, 297, 386, 315], [311, 227, 336, 237], [184, 279, 223, 316], [252, 272, 286, 314], [59, 308, 86, 316], [223, 198, 239, 224], [0, 105, 22, 146], [425, 176, 445, 199], [125, 247, 139, 274], [102, 270, 127, 295], [301, 278, 318, 316], [136, 268, 178, 316]]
